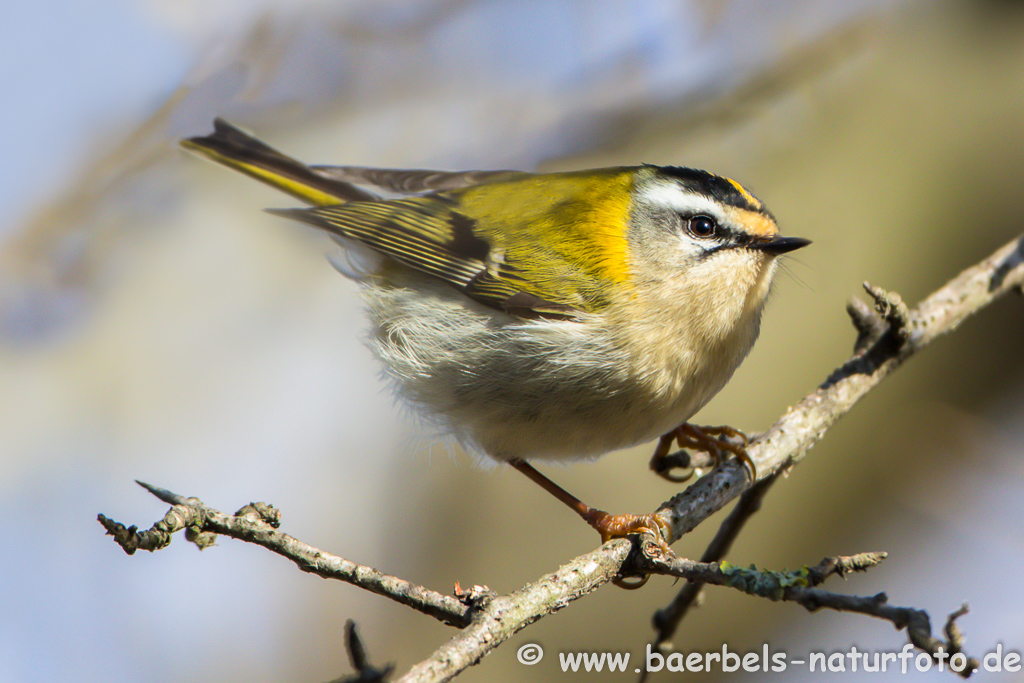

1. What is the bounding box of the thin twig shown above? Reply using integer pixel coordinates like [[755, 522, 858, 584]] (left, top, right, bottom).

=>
[[98, 482, 471, 628], [646, 551, 887, 594], [643, 552, 976, 677], [324, 621, 394, 683], [783, 588, 979, 675]]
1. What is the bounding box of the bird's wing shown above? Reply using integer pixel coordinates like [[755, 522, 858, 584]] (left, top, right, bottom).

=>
[[269, 196, 586, 319], [184, 120, 628, 319]]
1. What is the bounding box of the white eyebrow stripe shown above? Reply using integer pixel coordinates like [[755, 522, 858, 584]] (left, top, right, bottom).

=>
[[640, 184, 725, 220]]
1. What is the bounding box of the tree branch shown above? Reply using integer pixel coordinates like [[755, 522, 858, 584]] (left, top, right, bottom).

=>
[[98, 482, 471, 628], [645, 551, 888, 595], [641, 552, 979, 677], [397, 541, 635, 682], [99, 234, 1024, 682]]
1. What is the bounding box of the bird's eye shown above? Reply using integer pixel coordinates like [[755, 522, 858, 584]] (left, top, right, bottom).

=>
[[686, 215, 718, 239]]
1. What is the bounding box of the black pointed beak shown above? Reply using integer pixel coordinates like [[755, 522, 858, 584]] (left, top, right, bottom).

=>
[[753, 235, 811, 255]]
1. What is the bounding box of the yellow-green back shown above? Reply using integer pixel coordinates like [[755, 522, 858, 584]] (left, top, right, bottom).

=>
[[281, 168, 637, 318]]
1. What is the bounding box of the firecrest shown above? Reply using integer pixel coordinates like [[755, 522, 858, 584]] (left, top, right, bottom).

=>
[[182, 119, 809, 546]]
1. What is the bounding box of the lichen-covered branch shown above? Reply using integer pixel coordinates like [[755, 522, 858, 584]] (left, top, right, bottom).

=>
[[642, 552, 978, 677]]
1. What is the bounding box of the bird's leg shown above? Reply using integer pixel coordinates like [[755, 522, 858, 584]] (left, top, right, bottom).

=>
[[508, 458, 671, 587], [650, 423, 755, 481]]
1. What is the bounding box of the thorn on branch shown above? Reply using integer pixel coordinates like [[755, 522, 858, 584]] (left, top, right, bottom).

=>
[[136, 480, 191, 506]]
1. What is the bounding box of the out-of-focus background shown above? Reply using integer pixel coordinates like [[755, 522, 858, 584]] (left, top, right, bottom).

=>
[[2, 1, 1022, 681]]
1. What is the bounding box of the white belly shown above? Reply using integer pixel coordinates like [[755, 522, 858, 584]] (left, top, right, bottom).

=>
[[360, 275, 757, 463]]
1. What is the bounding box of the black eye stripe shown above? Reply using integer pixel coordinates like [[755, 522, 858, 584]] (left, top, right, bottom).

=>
[[676, 213, 757, 256], [694, 231, 761, 259]]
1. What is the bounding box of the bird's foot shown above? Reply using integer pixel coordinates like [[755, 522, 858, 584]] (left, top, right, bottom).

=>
[[581, 509, 673, 588], [650, 423, 754, 482]]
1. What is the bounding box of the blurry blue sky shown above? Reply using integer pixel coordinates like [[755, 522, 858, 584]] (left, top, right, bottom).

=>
[[0, 0, 186, 231]]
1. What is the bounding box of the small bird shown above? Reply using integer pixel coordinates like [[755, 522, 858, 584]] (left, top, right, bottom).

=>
[[182, 119, 809, 548]]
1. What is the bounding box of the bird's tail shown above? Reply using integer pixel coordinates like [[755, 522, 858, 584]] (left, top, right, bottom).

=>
[[180, 118, 377, 206]]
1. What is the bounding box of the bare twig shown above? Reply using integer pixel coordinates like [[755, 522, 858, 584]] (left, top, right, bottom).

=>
[[98, 482, 471, 628], [804, 552, 889, 584], [783, 589, 979, 676], [645, 551, 886, 596]]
